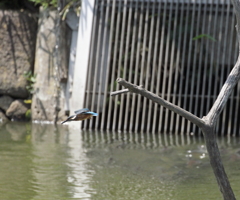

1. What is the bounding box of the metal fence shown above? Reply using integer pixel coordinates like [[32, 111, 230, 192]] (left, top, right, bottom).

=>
[[82, 0, 239, 136]]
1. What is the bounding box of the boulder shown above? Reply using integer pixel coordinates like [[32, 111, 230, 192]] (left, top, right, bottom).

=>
[[6, 100, 29, 121], [0, 10, 38, 98], [0, 110, 9, 122], [0, 95, 14, 111]]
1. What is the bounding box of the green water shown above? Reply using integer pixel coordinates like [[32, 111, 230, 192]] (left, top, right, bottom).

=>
[[0, 122, 240, 200]]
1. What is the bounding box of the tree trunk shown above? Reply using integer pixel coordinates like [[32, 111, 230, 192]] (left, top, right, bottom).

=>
[[202, 123, 235, 199]]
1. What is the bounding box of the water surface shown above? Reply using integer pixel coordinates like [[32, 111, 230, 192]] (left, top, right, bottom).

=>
[[0, 122, 240, 199]]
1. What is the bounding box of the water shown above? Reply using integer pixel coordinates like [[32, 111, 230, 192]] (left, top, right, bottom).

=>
[[0, 122, 240, 200]]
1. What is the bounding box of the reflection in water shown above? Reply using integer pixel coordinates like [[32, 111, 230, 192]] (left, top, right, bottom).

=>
[[66, 124, 94, 199], [82, 130, 206, 149], [0, 122, 240, 199], [30, 122, 93, 199]]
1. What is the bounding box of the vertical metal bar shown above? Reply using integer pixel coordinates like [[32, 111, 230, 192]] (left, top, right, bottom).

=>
[[173, 2, 185, 135], [89, 0, 104, 129], [124, 0, 138, 131], [199, 1, 213, 133], [215, 1, 225, 134], [184, 3, 198, 134], [168, 2, 179, 134], [232, 12, 239, 136], [176, 0, 190, 136], [95, 0, 111, 130], [142, 0, 156, 133], [155, 1, 167, 133], [154, 1, 168, 132], [202, 1, 218, 135], [169, 3, 180, 135], [101, 0, 117, 130], [119, 0, 132, 131], [170, 3, 185, 135], [189, 2, 201, 135], [226, 3, 235, 136], [129, 1, 144, 132], [220, 1, 231, 136], [106, 0, 118, 130], [135, 0, 150, 132], [111, 0, 122, 130], [194, 2, 206, 127], [212, 0, 220, 136], [162, 1, 173, 134], [147, 1, 161, 133], [233, 84, 240, 137], [182, 0, 202, 135]]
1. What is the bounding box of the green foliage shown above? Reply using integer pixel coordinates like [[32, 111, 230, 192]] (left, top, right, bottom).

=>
[[28, 0, 57, 8], [23, 71, 37, 95], [25, 109, 32, 120], [28, 0, 80, 11], [193, 34, 216, 42]]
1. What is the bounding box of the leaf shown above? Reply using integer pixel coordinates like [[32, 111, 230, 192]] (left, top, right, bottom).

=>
[[192, 34, 216, 42], [24, 100, 32, 104]]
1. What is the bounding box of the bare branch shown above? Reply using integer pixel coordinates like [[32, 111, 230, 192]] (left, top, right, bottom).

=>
[[115, 78, 205, 128], [206, 56, 240, 125], [110, 89, 129, 96]]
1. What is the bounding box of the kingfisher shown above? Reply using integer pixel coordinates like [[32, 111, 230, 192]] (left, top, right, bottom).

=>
[[61, 108, 98, 124]]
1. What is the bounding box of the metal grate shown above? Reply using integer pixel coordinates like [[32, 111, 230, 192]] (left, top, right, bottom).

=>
[[82, 0, 239, 136]]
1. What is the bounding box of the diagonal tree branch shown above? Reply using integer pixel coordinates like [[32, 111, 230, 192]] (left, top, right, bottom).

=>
[[206, 56, 240, 125], [113, 78, 205, 128]]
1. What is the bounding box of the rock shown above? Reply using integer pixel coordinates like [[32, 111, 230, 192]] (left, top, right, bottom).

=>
[[6, 100, 29, 121], [0, 10, 38, 98], [0, 110, 9, 122], [0, 95, 14, 111]]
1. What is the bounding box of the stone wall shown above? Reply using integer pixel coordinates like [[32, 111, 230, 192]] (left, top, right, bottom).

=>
[[0, 10, 38, 122]]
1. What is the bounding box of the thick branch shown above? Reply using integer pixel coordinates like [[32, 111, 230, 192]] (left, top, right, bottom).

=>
[[202, 125, 236, 200], [115, 78, 205, 128], [206, 56, 240, 125]]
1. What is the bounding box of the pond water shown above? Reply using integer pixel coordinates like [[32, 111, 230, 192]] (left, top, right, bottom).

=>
[[0, 122, 240, 200]]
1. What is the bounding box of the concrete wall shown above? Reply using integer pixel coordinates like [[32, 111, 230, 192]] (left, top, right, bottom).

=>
[[31, 8, 70, 123]]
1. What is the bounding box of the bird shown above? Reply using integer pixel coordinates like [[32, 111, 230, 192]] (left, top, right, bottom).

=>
[[61, 108, 98, 124]]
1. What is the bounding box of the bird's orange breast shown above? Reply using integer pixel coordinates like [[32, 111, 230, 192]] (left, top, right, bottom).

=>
[[75, 114, 93, 121]]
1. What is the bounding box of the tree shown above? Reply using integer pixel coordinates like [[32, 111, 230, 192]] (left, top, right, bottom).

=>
[[112, 1, 240, 199]]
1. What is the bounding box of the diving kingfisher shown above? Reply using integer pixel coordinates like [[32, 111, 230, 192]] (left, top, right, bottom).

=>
[[61, 108, 98, 124]]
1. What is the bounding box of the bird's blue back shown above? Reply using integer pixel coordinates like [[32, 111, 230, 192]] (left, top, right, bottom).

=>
[[74, 108, 98, 116], [74, 108, 90, 114]]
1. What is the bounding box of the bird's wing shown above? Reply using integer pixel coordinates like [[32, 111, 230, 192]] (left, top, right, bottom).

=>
[[74, 108, 90, 114], [84, 111, 98, 116], [61, 114, 76, 124]]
